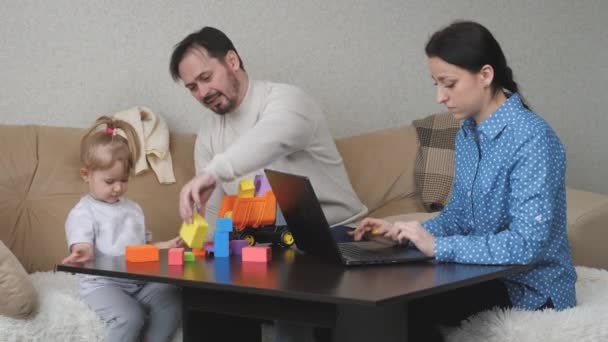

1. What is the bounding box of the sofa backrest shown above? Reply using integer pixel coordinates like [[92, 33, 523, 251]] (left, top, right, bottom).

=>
[[0, 125, 196, 272], [1, 123, 421, 272], [335, 124, 419, 214]]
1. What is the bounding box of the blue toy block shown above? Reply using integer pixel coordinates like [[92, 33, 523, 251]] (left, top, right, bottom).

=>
[[214, 257, 231, 283], [216, 218, 233, 233], [214, 231, 230, 257]]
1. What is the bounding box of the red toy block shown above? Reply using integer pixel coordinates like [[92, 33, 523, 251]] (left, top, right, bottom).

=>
[[125, 244, 159, 262], [168, 248, 184, 265], [167, 265, 184, 278], [241, 246, 272, 262]]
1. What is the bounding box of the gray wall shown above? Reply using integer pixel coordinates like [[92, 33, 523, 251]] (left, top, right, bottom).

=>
[[1, 0, 606, 194]]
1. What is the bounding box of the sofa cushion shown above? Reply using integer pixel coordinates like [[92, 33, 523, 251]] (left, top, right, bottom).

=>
[[0, 241, 38, 319], [336, 124, 419, 213], [566, 188, 608, 269], [412, 113, 460, 212], [367, 197, 426, 219]]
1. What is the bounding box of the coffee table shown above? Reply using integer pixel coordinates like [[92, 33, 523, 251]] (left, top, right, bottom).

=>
[[57, 247, 530, 342]]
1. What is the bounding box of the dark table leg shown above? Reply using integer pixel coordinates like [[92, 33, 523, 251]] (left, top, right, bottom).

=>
[[181, 286, 409, 342], [333, 302, 408, 342], [182, 288, 262, 342], [181, 286, 337, 342], [183, 309, 262, 341]]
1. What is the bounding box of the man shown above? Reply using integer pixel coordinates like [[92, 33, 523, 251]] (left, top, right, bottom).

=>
[[170, 27, 367, 233]]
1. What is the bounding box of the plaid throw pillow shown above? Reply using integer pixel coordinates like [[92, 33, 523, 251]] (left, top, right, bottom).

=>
[[412, 112, 461, 212]]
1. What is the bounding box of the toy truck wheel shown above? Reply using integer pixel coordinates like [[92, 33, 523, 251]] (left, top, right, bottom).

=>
[[279, 231, 295, 248], [241, 233, 256, 246]]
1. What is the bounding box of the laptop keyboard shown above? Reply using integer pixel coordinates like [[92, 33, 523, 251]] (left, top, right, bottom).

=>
[[338, 243, 404, 261]]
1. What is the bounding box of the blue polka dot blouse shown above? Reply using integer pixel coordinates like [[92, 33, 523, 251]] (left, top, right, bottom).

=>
[[422, 93, 576, 311]]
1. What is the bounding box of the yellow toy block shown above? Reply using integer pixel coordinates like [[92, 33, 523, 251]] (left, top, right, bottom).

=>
[[179, 213, 209, 249], [238, 179, 255, 198]]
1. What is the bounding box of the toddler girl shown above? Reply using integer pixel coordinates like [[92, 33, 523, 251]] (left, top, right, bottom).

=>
[[62, 116, 183, 342]]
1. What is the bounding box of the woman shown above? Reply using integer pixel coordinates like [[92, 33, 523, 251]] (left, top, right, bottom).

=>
[[352, 21, 576, 341]]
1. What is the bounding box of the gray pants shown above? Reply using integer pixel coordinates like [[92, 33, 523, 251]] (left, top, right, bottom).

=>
[[84, 282, 182, 342]]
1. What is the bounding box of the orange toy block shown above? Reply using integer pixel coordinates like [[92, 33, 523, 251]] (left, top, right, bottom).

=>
[[126, 260, 159, 273], [192, 248, 206, 259], [125, 244, 159, 262], [241, 246, 272, 262]]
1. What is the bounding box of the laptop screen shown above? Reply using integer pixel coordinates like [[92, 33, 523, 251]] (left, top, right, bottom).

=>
[[265, 169, 344, 263]]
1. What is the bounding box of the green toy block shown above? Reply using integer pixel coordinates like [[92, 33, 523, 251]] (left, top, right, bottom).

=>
[[180, 213, 208, 248], [184, 251, 195, 262]]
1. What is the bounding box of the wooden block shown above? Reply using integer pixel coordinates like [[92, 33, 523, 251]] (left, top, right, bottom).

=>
[[229, 240, 249, 255], [168, 248, 184, 265], [216, 218, 233, 233], [205, 241, 214, 255], [192, 248, 206, 259], [214, 231, 230, 258], [242, 246, 272, 262], [125, 244, 159, 262], [180, 213, 209, 248], [126, 260, 159, 273], [254, 174, 272, 196], [238, 179, 255, 198], [184, 251, 196, 262]]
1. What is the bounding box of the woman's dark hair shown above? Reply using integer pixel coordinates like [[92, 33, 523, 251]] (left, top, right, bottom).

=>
[[425, 21, 529, 108], [170, 26, 244, 81]]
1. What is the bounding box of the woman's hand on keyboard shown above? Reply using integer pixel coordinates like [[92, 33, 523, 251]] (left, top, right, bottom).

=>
[[387, 221, 435, 257], [351, 217, 394, 241]]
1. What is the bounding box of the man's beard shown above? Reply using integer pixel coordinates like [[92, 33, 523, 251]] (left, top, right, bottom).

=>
[[204, 72, 240, 115]]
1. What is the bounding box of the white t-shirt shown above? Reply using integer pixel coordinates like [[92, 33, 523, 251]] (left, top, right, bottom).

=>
[[65, 194, 147, 296], [195, 80, 368, 232]]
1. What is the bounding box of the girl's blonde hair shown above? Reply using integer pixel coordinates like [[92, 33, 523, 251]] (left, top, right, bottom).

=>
[[80, 116, 141, 176]]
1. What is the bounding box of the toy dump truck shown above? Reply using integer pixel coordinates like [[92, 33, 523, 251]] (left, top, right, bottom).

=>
[[218, 188, 294, 248]]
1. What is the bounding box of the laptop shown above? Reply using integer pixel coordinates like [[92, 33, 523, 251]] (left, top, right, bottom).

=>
[[265, 169, 432, 266]]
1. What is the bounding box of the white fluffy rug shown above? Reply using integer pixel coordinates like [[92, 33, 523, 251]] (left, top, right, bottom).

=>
[[264, 266, 608, 342], [445, 266, 608, 342], [0, 272, 182, 342], [0, 267, 605, 341]]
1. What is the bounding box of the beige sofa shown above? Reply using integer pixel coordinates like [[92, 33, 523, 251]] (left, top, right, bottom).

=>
[[336, 124, 608, 271], [1, 121, 608, 337], [1, 122, 608, 272]]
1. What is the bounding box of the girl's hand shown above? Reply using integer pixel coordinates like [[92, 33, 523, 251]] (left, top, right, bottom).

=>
[[62, 243, 94, 265], [155, 236, 185, 249]]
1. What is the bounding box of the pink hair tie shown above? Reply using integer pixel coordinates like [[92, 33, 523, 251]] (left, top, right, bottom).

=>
[[106, 127, 114, 135]]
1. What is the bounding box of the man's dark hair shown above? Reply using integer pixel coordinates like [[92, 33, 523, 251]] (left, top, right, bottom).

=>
[[169, 26, 245, 81]]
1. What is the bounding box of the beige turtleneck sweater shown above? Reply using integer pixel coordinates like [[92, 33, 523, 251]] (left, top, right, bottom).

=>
[[194, 80, 367, 233]]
